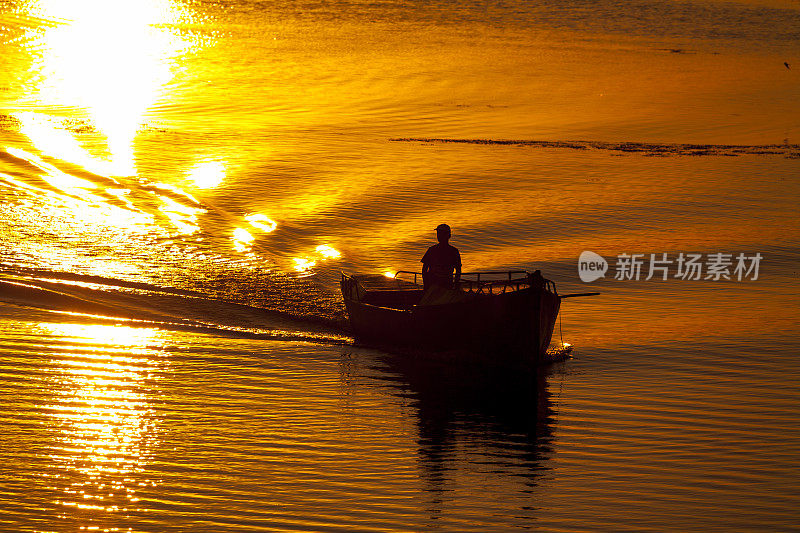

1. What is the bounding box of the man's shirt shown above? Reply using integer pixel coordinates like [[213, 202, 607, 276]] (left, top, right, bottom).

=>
[[421, 243, 461, 287]]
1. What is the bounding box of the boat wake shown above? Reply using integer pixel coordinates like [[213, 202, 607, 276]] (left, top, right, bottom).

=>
[[0, 136, 351, 333], [0, 269, 352, 346]]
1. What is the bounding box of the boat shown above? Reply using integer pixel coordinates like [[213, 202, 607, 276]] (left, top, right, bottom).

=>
[[340, 270, 563, 364]]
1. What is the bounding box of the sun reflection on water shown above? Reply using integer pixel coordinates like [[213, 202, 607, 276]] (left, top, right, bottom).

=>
[[158, 195, 204, 235], [5, 145, 100, 195], [245, 213, 278, 233], [315, 244, 341, 259], [232, 226, 255, 252], [187, 160, 226, 189], [37, 322, 166, 525], [13, 112, 124, 178], [293, 256, 317, 274], [0, 0, 222, 275], [18, 0, 197, 177], [292, 244, 342, 274]]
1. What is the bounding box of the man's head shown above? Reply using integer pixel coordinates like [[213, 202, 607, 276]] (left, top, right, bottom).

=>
[[436, 223, 451, 244]]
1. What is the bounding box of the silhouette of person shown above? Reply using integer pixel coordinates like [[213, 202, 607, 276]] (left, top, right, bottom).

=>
[[421, 224, 461, 290]]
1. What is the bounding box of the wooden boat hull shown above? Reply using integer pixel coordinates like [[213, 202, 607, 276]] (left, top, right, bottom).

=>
[[341, 273, 561, 364]]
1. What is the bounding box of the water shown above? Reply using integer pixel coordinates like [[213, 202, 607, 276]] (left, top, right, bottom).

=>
[[1, 0, 799, 530]]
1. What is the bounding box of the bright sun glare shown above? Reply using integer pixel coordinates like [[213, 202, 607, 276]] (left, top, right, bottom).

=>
[[37, 322, 164, 513], [19, 0, 196, 177]]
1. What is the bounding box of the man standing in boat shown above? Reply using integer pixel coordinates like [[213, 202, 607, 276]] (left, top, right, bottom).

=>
[[421, 224, 462, 290]]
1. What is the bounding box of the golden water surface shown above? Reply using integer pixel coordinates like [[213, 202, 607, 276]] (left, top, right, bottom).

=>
[[0, 0, 799, 530]]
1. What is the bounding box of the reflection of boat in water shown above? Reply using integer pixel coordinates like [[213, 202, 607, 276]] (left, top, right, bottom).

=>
[[340, 270, 563, 364], [372, 348, 560, 513]]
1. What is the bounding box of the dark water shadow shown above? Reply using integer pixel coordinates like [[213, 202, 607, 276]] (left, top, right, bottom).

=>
[[392, 136, 800, 158]]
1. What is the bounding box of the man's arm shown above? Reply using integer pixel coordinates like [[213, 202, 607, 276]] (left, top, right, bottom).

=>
[[421, 247, 431, 273], [421, 261, 431, 289], [454, 249, 461, 285]]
